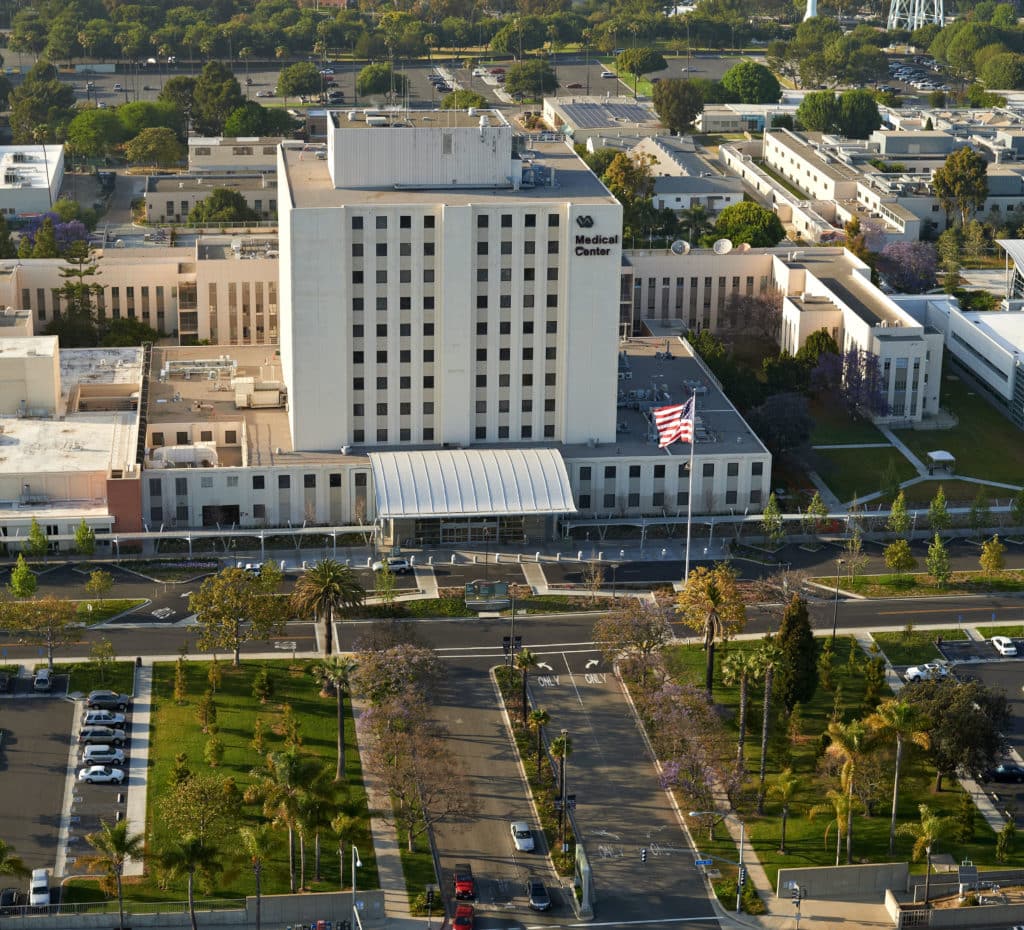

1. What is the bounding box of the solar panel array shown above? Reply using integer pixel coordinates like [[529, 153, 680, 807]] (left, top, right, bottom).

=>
[[560, 102, 654, 129]]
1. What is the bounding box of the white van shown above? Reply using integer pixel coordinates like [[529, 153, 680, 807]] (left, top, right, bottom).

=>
[[32, 668, 52, 692], [29, 869, 49, 908]]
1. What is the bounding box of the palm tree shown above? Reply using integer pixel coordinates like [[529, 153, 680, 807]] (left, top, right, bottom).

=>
[[809, 789, 862, 866], [550, 732, 573, 848], [866, 699, 930, 856], [679, 204, 713, 244], [754, 636, 783, 814], [239, 824, 274, 930], [157, 835, 221, 930], [676, 564, 746, 700], [721, 649, 760, 773], [310, 655, 358, 780], [331, 809, 361, 890], [81, 820, 144, 930], [528, 708, 550, 775], [0, 838, 27, 880], [515, 648, 538, 723], [298, 766, 338, 884], [826, 719, 870, 865], [291, 559, 365, 656], [897, 805, 952, 906], [767, 768, 802, 854]]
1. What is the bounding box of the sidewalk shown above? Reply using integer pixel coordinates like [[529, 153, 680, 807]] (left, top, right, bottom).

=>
[[124, 661, 153, 877]]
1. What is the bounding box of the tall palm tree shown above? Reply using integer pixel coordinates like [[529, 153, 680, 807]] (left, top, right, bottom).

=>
[[826, 719, 870, 864], [239, 823, 274, 930], [157, 835, 221, 930], [81, 820, 144, 930], [721, 649, 760, 773], [767, 768, 802, 854], [515, 648, 538, 723], [897, 805, 952, 906], [866, 699, 930, 856], [0, 838, 27, 878], [331, 810, 361, 890], [550, 732, 573, 849], [754, 636, 783, 814], [291, 559, 365, 656], [298, 766, 338, 884], [528, 708, 550, 775], [679, 203, 712, 245], [809, 789, 862, 867], [310, 655, 359, 780], [676, 565, 746, 700]]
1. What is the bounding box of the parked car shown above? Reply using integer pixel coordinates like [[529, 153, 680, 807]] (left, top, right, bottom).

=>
[[371, 557, 412, 574], [510, 821, 535, 852], [601, 70, 616, 78], [981, 763, 1024, 784], [256, 90, 274, 97], [80, 726, 127, 746], [28, 870, 49, 909], [0, 673, 9, 693], [112, 82, 122, 91], [527, 876, 551, 911], [452, 904, 475, 929], [78, 765, 126, 785], [903, 663, 949, 683], [81, 744, 126, 766], [991, 635, 1018, 656], [453, 864, 475, 900], [83, 709, 126, 728], [32, 668, 52, 692], [87, 690, 131, 711], [319, 68, 335, 75], [564, 82, 583, 89], [0, 887, 20, 914]]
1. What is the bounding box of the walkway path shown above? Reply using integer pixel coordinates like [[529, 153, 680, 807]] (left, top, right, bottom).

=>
[[876, 425, 930, 477], [806, 470, 843, 510], [122, 661, 152, 876]]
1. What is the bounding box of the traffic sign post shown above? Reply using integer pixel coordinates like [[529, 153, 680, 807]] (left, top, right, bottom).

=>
[[695, 858, 714, 867]]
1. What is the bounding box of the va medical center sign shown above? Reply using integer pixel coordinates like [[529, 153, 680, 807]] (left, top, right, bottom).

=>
[[574, 214, 619, 256]]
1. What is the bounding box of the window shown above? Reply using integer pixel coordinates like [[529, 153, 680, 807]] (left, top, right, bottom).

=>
[[477, 322, 488, 335], [400, 215, 411, 229], [151, 506, 163, 522], [544, 425, 555, 438], [424, 216, 435, 228], [148, 477, 162, 496], [522, 399, 533, 412], [226, 430, 237, 445], [501, 241, 512, 255], [176, 431, 189, 445], [376, 270, 387, 284], [353, 404, 364, 417], [477, 348, 487, 361], [377, 376, 388, 390], [604, 493, 615, 508], [580, 467, 592, 481], [477, 269, 488, 282], [330, 473, 341, 487], [376, 243, 387, 257], [477, 295, 488, 309], [548, 214, 559, 227], [424, 402, 434, 414], [628, 492, 640, 507], [677, 491, 689, 506], [579, 494, 591, 509], [521, 425, 532, 438], [278, 475, 290, 489], [477, 215, 489, 228], [353, 377, 364, 390], [544, 399, 555, 411], [304, 475, 316, 488], [352, 270, 363, 284], [376, 215, 387, 229], [678, 464, 688, 478], [253, 504, 266, 520], [352, 298, 364, 311], [423, 349, 434, 362], [252, 475, 265, 490], [353, 324, 364, 337], [352, 243, 363, 257], [498, 426, 509, 438], [423, 269, 434, 283], [726, 490, 737, 505], [752, 462, 764, 476], [353, 430, 364, 442], [176, 504, 189, 523], [352, 216, 363, 230], [377, 428, 388, 442], [424, 242, 435, 256], [476, 375, 487, 387], [151, 432, 165, 446], [377, 350, 388, 364], [546, 321, 557, 334], [525, 214, 536, 227], [653, 492, 664, 506], [703, 463, 714, 478], [377, 402, 388, 416], [400, 350, 411, 363], [400, 376, 411, 389], [376, 297, 387, 311], [476, 426, 487, 439], [750, 489, 762, 504], [547, 267, 558, 281], [400, 402, 411, 415], [353, 351, 364, 364], [376, 323, 387, 337], [548, 240, 559, 254], [400, 242, 411, 256], [727, 462, 739, 477], [476, 400, 487, 413], [227, 476, 238, 488], [629, 465, 641, 478], [604, 466, 616, 479], [200, 430, 213, 442], [400, 323, 411, 336], [424, 323, 434, 336], [654, 464, 665, 479], [477, 242, 488, 255], [423, 376, 434, 388]]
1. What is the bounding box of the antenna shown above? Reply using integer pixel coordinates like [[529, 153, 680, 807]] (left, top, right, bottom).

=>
[[712, 238, 734, 255], [670, 240, 691, 255]]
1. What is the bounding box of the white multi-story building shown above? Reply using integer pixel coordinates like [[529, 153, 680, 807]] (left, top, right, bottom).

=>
[[0, 146, 64, 217]]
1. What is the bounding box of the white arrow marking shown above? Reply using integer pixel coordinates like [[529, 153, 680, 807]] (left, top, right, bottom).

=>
[[180, 591, 192, 599], [537, 662, 553, 671], [585, 659, 599, 669]]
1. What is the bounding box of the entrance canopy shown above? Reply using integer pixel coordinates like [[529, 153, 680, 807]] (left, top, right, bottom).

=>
[[369, 448, 576, 519]]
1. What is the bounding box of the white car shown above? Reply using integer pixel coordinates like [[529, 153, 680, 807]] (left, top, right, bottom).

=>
[[371, 557, 412, 574], [83, 709, 126, 727], [77, 765, 126, 785], [81, 744, 126, 766], [600, 70, 616, 78], [991, 635, 1018, 657], [28, 869, 49, 908], [319, 68, 334, 75], [510, 821, 535, 852], [904, 663, 950, 683]]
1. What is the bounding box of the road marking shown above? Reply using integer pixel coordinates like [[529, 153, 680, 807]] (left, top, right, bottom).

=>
[[584, 673, 608, 685], [180, 591, 192, 599], [563, 653, 585, 707], [435, 640, 598, 652], [537, 661, 554, 671], [536, 675, 560, 687], [526, 918, 718, 928], [274, 641, 298, 651], [876, 606, 1007, 616], [585, 658, 600, 669]]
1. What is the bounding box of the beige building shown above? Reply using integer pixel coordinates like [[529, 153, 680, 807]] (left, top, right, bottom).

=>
[[188, 137, 281, 174], [144, 174, 278, 224]]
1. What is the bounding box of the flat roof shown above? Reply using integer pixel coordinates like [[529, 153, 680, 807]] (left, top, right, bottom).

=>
[[282, 140, 617, 208], [551, 99, 659, 131], [789, 251, 909, 328], [146, 175, 275, 193], [767, 130, 862, 184], [61, 348, 142, 390], [332, 108, 507, 130], [0, 413, 134, 475], [0, 336, 56, 358]]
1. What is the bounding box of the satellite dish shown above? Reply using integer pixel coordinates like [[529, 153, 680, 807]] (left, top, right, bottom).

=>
[[737, 242, 752, 252], [670, 239, 691, 255], [712, 238, 734, 255]]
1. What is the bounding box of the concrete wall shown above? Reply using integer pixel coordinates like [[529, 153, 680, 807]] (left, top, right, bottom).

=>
[[776, 862, 908, 899]]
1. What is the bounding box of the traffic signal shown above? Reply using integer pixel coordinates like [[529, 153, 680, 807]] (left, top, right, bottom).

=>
[[738, 866, 747, 887], [426, 888, 435, 907], [641, 847, 648, 863]]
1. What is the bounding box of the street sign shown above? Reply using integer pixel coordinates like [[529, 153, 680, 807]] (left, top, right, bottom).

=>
[[695, 859, 714, 866]]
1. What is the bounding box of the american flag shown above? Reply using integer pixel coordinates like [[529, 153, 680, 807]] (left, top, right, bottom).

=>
[[653, 396, 695, 448]]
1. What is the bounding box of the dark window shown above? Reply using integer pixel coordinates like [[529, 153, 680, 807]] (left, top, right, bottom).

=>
[[476, 375, 487, 387], [352, 216, 363, 230], [477, 242, 488, 255], [521, 425, 532, 438], [424, 428, 434, 440], [352, 243, 363, 257], [424, 376, 434, 388], [628, 492, 640, 507], [654, 464, 665, 478], [400, 215, 411, 228], [424, 323, 434, 335], [605, 466, 616, 479], [546, 320, 557, 334], [304, 475, 316, 488], [500, 321, 511, 335], [400, 350, 411, 363], [525, 214, 536, 227], [353, 404, 364, 416], [726, 490, 738, 505], [376, 350, 388, 363], [476, 427, 487, 439], [376, 243, 387, 257], [629, 465, 641, 478], [400, 402, 411, 415], [752, 462, 764, 476], [477, 214, 489, 228], [353, 377, 364, 390], [278, 475, 290, 489], [424, 216, 435, 228], [330, 473, 341, 487], [727, 462, 739, 477], [498, 426, 509, 438], [376, 402, 388, 415], [400, 323, 411, 336], [548, 240, 559, 254], [376, 377, 388, 389], [604, 493, 615, 508], [424, 349, 434, 362], [653, 491, 664, 507], [352, 270, 363, 284], [703, 463, 714, 478], [376, 215, 387, 229], [477, 322, 488, 335], [548, 214, 559, 227], [544, 425, 555, 437], [353, 324, 364, 337], [252, 475, 265, 490], [424, 402, 434, 414], [579, 494, 591, 509], [377, 323, 387, 336], [400, 376, 411, 388]]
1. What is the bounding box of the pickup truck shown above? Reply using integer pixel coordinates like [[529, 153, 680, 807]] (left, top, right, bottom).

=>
[[453, 864, 475, 900]]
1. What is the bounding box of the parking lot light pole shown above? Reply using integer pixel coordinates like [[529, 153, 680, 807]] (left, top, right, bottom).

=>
[[351, 844, 362, 929], [830, 558, 845, 643], [688, 811, 745, 913]]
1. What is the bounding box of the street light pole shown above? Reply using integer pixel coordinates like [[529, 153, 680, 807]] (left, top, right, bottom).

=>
[[351, 844, 362, 929], [830, 558, 845, 643], [687, 810, 745, 913], [559, 729, 568, 852]]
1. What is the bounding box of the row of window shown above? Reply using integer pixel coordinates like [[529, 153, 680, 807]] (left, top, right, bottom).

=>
[[578, 488, 763, 509], [349, 214, 560, 231], [579, 461, 765, 481], [352, 266, 561, 285], [351, 295, 561, 312], [151, 430, 238, 447], [477, 213, 560, 229]]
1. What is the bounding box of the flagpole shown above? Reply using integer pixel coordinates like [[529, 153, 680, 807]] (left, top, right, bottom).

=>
[[683, 389, 697, 584]]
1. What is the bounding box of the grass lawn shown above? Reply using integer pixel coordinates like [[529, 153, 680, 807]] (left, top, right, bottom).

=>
[[115, 659, 379, 902], [894, 377, 1024, 485], [76, 598, 146, 625], [870, 629, 966, 666], [660, 638, 1016, 889], [809, 399, 886, 446], [976, 624, 1024, 638], [878, 480, 1012, 509], [65, 660, 137, 696], [815, 449, 917, 502], [820, 570, 1024, 599]]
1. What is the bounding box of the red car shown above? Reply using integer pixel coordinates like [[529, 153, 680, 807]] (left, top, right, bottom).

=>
[[452, 903, 475, 929], [453, 864, 475, 900]]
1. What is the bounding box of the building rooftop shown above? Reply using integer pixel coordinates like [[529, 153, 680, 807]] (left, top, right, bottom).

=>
[[145, 174, 276, 193], [0, 146, 61, 191], [789, 251, 909, 328], [546, 97, 660, 132], [331, 108, 508, 130], [767, 130, 862, 184], [0, 335, 56, 358], [282, 139, 617, 207]]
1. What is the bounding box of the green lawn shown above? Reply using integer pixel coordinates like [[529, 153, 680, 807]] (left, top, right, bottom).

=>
[[894, 378, 1024, 485], [822, 570, 1024, 598], [870, 629, 966, 666], [76, 598, 146, 625], [878, 480, 1011, 509], [809, 399, 887, 446], [815, 449, 917, 502], [65, 660, 137, 695], [976, 624, 1024, 638], [660, 639, 1017, 889]]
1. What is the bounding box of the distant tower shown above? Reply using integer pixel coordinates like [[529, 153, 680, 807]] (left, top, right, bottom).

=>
[[887, 0, 944, 32], [804, 0, 817, 20]]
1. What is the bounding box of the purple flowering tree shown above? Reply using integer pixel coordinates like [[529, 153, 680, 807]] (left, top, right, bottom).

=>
[[878, 241, 938, 293]]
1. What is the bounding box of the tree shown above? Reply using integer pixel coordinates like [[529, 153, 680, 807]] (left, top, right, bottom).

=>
[[528, 708, 550, 774], [1011, 487, 1024, 529], [374, 562, 397, 607], [969, 488, 992, 539], [8, 554, 36, 598], [82, 819, 144, 930], [721, 61, 780, 103], [238, 823, 274, 930], [761, 492, 785, 548], [188, 566, 287, 667], [721, 649, 760, 772], [710, 202, 785, 248], [592, 599, 672, 680], [505, 60, 557, 99], [809, 788, 863, 866], [678, 203, 714, 246], [9, 61, 76, 143], [291, 559, 365, 657], [26, 517, 48, 558], [896, 805, 952, 906], [66, 108, 126, 159], [675, 564, 746, 698], [651, 79, 703, 133], [768, 768, 802, 853], [356, 63, 408, 98], [615, 47, 666, 89], [837, 89, 881, 139], [926, 534, 951, 587], [867, 699, 930, 856], [777, 595, 817, 713], [352, 643, 445, 706], [826, 719, 869, 864], [933, 147, 989, 227], [440, 90, 487, 109], [276, 61, 321, 101], [996, 816, 1016, 863], [310, 655, 358, 781], [124, 127, 184, 167], [159, 76, 197, 121], [748, 394, 813, 458], [192, 61, 244, 135], [602, 152, 655, 218], [755, 637, 783, 813], [805, 491, 829, 540], [884, 539, 916, 576], [928, 486, 951, 532], [515, 648, 538, 723], [887, 489, 910, 537], [157, 834, 221, 930], [0, 595, 76, 668], [74, 518, 96, 556], [118, 101, 184, 140], [0, 838, 28, 878], [102, 317, 161, 346], [188, 188, 261, 226], [550, 731, 573, 847], [980, 52, 1024, 89], [90, 637, 116, 684], [224, 104, 297, 139], [980, 534, 1006, 574], [878, 242, 938, 293], [796, 90, 840, 132]]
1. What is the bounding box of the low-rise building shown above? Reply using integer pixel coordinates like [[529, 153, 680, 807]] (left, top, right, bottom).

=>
[[188, 137, 282, 174], [0, 146, 64, 217], [143, 174, 278, 224]]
